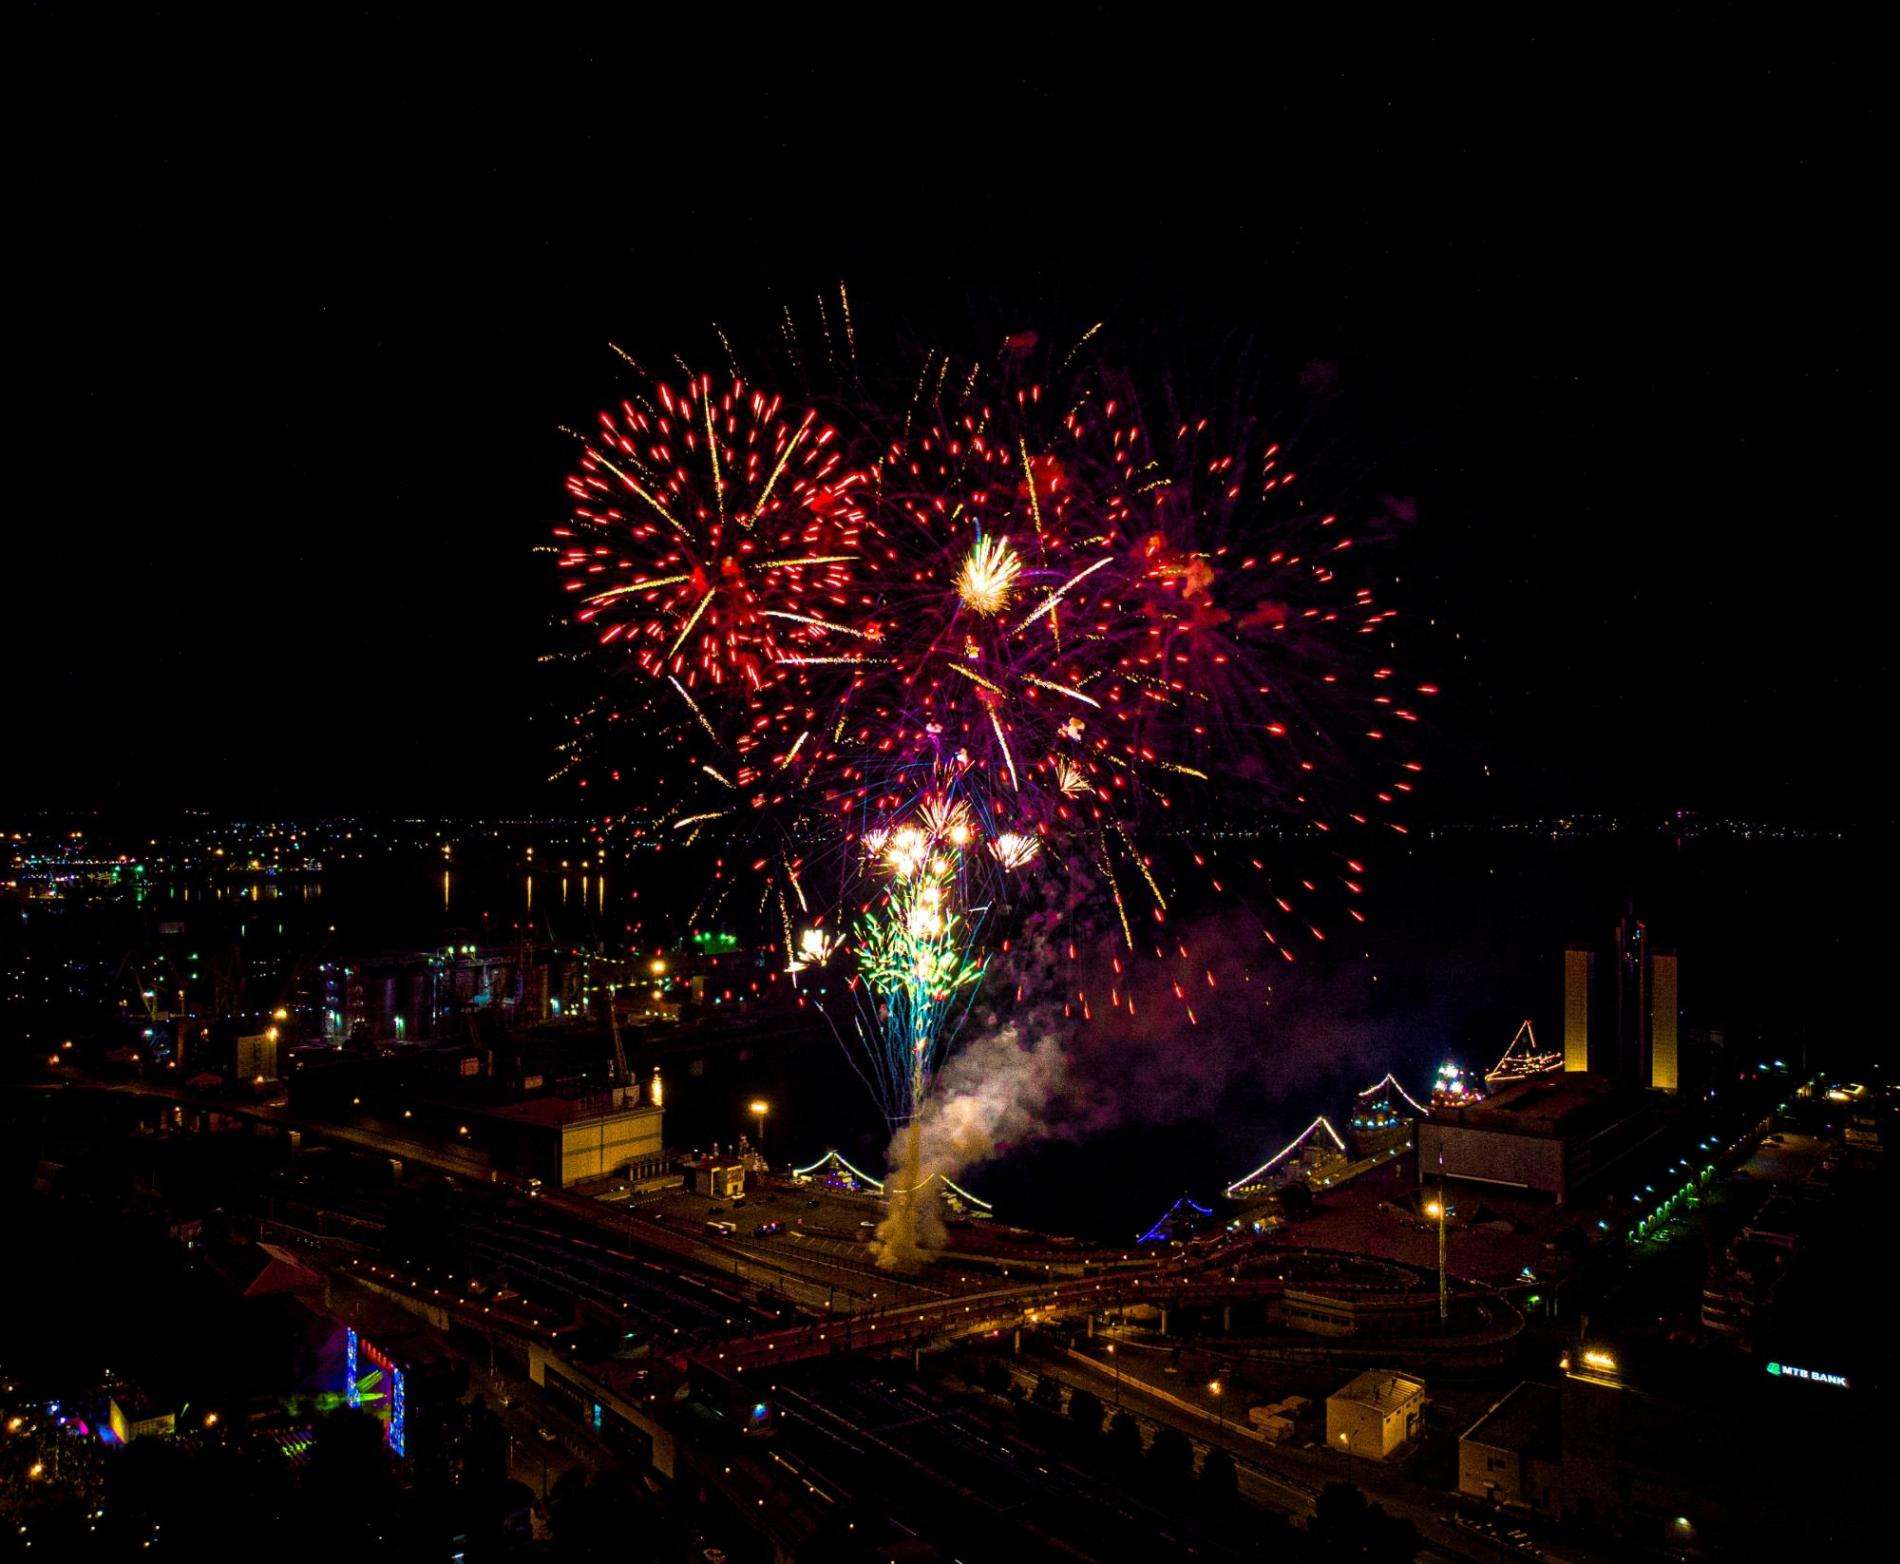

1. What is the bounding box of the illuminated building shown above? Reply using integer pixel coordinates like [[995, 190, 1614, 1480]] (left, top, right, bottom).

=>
[[1137, 1195, 1214, 1244], [1225, 1116, 1349, 1198], [107, 1393, 174, 1444], [1431, 1060, 1484, 1109], [235, 1027, 281, 1082], [886, 1169, 994, 1216], [338, 942, 554, 1045], [1649, 952, 1679, 1092], [788, 1149, 993, 1213], [791, 1148, 883, 1193], [685, 1157, 747, 1199], [1563, 947, 1593, 1072], [1325, 1370, 1425, 1460], [1563, 918, 1680, 1092], [346, 1327, 407, 1456], [1349, 1072, 1430, 1157], [486, 1086, 666, 1188], [328, 1312, 468, 1477], [1485, 1019, 1562, 1087]]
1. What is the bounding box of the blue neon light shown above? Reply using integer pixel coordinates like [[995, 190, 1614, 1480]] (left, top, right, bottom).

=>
[[1138, 1196, 1214, 1244]]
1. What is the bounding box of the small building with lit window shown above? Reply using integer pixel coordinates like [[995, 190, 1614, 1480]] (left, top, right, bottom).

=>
[[107, 1392, 174, 1444], [1325, 1370, 1425, 1460], [684, 1157, 746, 1199], [485, 1086, 666, 1188]]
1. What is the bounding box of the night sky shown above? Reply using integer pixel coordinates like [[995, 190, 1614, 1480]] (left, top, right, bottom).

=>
[[14, 13, 1882, 822]]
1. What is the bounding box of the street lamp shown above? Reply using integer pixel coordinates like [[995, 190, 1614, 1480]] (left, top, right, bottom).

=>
[[1209, 1378, 1225, 1436], [1106, 1341, 1121, 1406], [1424, 1193, 1448, 1325], [749, 1100, 769, 1159]]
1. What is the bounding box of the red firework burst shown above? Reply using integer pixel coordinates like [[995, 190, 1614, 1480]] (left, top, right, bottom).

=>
[[556, 369, 871, 702]]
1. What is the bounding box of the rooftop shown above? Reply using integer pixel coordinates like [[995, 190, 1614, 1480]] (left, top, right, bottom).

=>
[[1331, 1370, 1426, 1414], [1461, 1380, 1561, 1459], [1430, 1071, 1636, 1137], [485, 1089, 659, 1128]]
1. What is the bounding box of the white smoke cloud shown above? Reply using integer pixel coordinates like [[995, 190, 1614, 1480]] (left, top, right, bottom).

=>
[[913, 1023, 1072, 1175]]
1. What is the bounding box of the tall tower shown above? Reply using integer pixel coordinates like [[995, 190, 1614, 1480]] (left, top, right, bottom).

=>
[[1563, 948, 1594, 1072], [1650, 951, 1679, 1092]]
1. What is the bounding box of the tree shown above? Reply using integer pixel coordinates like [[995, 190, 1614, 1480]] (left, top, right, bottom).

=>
[[1309, 1481, 1372, 1551], [1307, 1481, 1418, 1561], [1200, 1446, 1239, 1516], [1279, 1181, 1316, 1220], [1251, 1510, 1302, 1558], [1066, 1386, 1105, 1443], [1030, 1373, 1063, 1412], [1105, 1410, 1143, 1474], [1146, 1425, 1194, 1501], [1363, 1501, 1420, 1563], [300, 1405, 400, 1550]]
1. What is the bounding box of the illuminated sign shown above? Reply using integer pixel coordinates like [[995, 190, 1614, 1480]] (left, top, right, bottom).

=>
[[1765, 1361, 1849, 1389], [345, 1327, 409, 1454]]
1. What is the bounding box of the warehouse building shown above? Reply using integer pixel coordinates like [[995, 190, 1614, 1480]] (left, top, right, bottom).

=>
[[485, 1086, 666, 1188], [1325, 1370, 1426, 1460], [1459, 1381, 1562, 1510], [1417, 1071, 1658, 1204]]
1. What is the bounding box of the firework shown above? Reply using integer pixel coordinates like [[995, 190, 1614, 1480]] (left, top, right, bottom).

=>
[[550, 307, 1427, 1260], [557, 368, 869, 701], [954, 534, 1025, 615], [990, 832, 1040, 870]]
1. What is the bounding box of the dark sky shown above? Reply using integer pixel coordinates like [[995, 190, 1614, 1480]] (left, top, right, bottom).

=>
[[13, 11, 1883, 822]]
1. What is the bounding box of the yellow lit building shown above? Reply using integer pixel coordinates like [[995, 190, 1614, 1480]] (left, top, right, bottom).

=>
[[1563, 948, 1593, 1072], [1650, 952, 1679, 1092], [108, 1394, 174, 1443], [1325, 1370, 1425, 1460]]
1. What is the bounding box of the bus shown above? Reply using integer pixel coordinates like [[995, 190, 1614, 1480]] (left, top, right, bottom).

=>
[[705, 1218, 738, 1238]]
